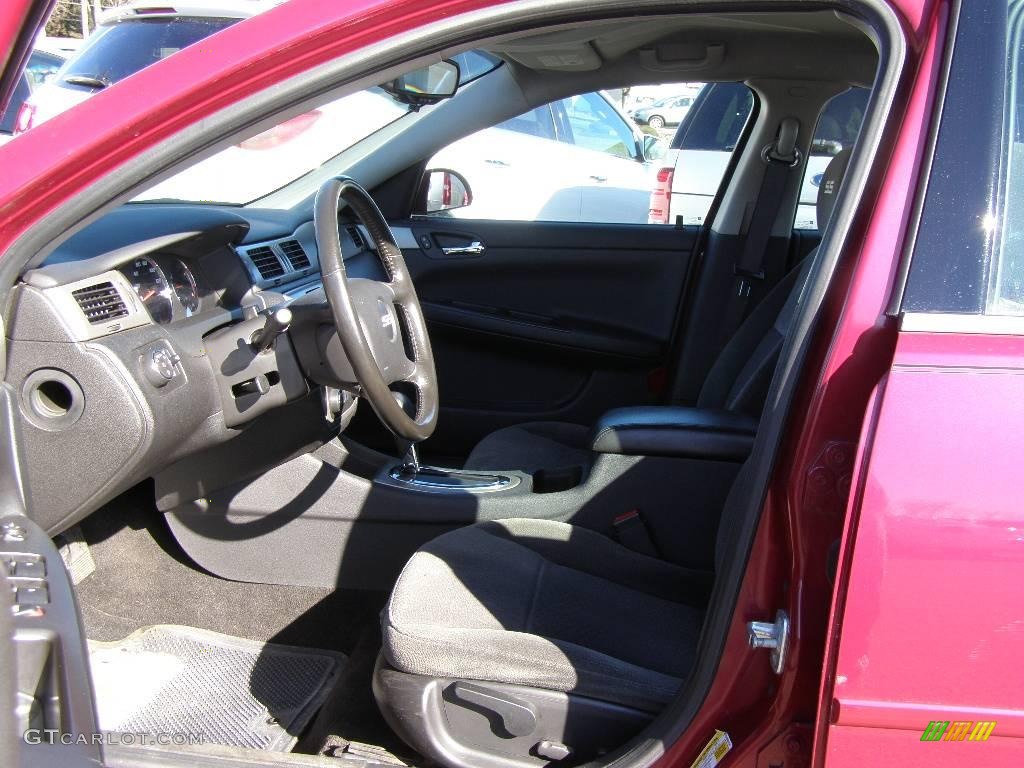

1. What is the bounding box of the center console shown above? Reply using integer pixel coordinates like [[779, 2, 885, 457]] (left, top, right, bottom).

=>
[[163, 405, 757, 593]]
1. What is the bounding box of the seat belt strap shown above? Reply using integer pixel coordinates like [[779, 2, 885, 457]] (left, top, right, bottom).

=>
[[718, 117, 801, 347]]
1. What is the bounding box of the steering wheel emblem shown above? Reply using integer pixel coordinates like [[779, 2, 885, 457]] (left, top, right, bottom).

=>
[[378, 299, 397, 342]]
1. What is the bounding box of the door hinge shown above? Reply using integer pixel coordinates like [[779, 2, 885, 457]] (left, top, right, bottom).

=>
[[756, 723, 813, 768], [747, 609, 790, 674]]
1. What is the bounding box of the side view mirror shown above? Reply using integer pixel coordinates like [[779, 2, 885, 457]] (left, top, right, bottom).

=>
[[419, 169, 473, 214], [642, 134, 669, 162], [381, 60, 460, 108]]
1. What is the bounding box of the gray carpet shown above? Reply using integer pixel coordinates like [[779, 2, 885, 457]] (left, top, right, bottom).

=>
[[73, 483, 385, 655], [90, 625, 345, 751]]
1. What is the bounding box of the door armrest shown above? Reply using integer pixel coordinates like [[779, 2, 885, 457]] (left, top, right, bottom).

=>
[[590, 406, 757, 461]]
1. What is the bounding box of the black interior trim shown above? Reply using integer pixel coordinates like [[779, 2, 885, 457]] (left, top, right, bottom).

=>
[[889, 0, 962, 315], [422, 301, 664, 360]]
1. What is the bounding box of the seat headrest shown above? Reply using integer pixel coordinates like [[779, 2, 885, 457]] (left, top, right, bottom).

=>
[[816, 148, 852, 233]]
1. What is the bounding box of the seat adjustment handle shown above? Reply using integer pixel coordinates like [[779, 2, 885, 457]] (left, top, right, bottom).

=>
[[452, 681, 538, 737]]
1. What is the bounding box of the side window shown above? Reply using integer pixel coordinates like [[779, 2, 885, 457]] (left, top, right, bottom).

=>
[[991, 2, 1024, 313], [497, 106, 556, 140], [903, 1, 1023, 316], [794, 87, 869, 230], [561, 92, 638, 160], [25, 53, 63, 90], [422, 87, 715, 224]]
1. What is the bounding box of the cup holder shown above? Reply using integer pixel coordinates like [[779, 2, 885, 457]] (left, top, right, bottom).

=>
[[21, 369, 84, 431], [532, 466, 583, 494]]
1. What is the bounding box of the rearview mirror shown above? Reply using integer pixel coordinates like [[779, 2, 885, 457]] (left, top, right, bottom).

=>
[[419, 169, 473, 214], [381, 60, 461, 108]]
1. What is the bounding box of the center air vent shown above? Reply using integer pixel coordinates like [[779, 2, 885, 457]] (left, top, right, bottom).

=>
[[72, 282, 129, 324], [345, 226, 366, 249], [246, 245, 285, 279], [279, 239, 310, 269]]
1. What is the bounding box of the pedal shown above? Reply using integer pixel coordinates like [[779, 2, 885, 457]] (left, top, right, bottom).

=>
[[326, 739, 408, 766], [56, 525, 95, 585]]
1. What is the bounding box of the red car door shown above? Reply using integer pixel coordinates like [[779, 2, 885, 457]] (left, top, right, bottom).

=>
[[817, 0, 1024, 764]]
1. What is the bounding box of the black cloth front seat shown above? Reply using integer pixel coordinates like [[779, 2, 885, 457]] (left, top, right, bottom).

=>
[[463, 149, 852, 474], [380, 518, 703, 713], [375, 455, 767, 765]]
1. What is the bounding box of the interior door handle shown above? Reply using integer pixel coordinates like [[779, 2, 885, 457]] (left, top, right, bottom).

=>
[[441, 241, 486, 256]]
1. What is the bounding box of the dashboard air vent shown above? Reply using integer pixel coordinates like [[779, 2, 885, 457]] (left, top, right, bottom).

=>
[[246, 245, 284, 279], [345, 225, 366, 249], [72, 282, 129, 325], [279, 239, 310, 270]]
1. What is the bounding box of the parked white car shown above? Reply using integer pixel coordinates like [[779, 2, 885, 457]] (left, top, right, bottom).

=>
[[424, 91, 667, 223], [649, 83, 868, 229], [628, 94, 697, 129], [15, 1, 282, 134], [624, 82, 703, 113]]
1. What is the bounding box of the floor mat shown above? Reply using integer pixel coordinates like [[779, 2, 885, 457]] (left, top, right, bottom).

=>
[[89, 625, 346, 752]]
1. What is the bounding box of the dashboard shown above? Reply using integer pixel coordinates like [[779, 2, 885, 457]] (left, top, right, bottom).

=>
[[7, 202, 379, 536]]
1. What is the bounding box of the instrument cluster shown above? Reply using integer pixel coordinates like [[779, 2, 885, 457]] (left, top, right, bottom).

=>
[[119, 256, 202, 325]]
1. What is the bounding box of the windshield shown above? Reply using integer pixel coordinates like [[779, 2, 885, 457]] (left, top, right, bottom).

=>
[[134, 88, 410, 205], [62, 17, 238, 87], [133, 50, 502, 206]]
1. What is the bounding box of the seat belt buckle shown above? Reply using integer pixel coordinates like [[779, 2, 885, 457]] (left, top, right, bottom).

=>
[[733, 265, 764, 297], [733, 265, 765, 281], [612, 510, 660, 559]]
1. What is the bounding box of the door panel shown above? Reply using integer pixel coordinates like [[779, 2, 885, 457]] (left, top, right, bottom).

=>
[[393, 219, 698, 455], [823, 331, 1024, 762]]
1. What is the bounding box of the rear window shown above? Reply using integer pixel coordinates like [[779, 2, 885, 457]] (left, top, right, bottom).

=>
[[61, 17, 238, 87]]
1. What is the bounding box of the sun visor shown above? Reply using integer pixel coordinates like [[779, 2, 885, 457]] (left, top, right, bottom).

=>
[[502, 41, 602, 71]]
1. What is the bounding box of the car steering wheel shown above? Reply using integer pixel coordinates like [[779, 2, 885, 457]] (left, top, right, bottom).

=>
[[313, 176, 438, 443]]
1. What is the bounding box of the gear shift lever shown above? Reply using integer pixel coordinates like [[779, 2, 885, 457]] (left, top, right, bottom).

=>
[[389, 439, 517, 491], [401, 442, 421, 476]]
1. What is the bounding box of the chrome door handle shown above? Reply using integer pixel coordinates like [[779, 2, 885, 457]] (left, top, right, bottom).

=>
[[441, 241, 486, 256]]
